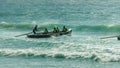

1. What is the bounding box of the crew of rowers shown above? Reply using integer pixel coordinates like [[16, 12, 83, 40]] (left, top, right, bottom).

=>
[[33, 25, 68, 34]]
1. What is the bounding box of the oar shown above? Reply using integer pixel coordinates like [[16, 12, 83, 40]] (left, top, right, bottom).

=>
[[100, 35, 120, 39], [15, 32, 33, 37]]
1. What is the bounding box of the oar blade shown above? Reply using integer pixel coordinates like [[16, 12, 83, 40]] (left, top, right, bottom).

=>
[[100, 35, 119, 39], [15, 32, 32, 37]]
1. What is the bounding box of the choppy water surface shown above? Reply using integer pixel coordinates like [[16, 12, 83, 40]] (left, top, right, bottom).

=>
[[0, 0, 120, 68]]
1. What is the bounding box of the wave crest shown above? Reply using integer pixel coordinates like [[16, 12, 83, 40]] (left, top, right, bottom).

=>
[[0, 48, 120, 62]]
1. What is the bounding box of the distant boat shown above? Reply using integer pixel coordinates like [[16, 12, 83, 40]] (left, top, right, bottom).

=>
[[117, 36, 120, 40], [27, 29, 72, 38], [100, 35, 120, 40]]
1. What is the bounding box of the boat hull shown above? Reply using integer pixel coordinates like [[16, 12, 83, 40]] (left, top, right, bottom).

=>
[[117, 36, 120, 40], [27, 34, 51, 38], [27, 29, 72, 38]]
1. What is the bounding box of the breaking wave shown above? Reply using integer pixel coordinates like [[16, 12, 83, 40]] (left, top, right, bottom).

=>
[[0, 46, 120, 62]]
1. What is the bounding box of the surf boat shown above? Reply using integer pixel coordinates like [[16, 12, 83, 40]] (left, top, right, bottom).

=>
[[117, 36, 120, 40], [27, 29, 72, 38]]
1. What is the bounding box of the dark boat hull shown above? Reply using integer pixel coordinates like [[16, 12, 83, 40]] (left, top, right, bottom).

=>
[[27, 29, 72, 38], [117, 36, 120, 40], [27, 34, 51, 38]]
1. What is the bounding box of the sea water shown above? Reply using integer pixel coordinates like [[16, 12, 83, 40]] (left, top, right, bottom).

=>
[[0, 0, 120, 68]]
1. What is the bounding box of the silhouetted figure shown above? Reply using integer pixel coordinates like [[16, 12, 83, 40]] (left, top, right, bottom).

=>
[[33, 25, 38, 34], [43, 28, 48, 34], [53, 27, 57, 33], [62, 26, 68, 32], [56, 27, 59, 32]]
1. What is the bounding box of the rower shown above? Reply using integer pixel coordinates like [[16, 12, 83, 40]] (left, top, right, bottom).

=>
[[53, 27, 57, 33], [62, 26, 68, 32], [56, 27, 59, 32], [33, 25, 38, 34], [43, 28, 48, 34]]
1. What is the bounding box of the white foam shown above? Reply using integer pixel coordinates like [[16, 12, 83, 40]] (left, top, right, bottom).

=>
[[0, 42, 120, 62]]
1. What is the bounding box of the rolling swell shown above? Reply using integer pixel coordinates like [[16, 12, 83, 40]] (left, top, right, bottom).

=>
[[0, 22, 120, 32], [0, 22, 64, 30], [75, 25, 120, 32], [0, 12, 26, 17]]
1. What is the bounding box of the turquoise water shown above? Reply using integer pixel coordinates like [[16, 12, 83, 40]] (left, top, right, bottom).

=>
[[0, 0, 120, 68]]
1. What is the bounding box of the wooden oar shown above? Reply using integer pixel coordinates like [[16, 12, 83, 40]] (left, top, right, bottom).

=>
[[15, 32, 33, 37], [100, 35, 120, 39]]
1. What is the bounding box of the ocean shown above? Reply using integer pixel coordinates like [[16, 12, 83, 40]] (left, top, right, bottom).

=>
[[0, 0, 120, 68]]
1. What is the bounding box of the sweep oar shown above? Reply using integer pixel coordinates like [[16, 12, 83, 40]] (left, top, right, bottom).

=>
[[100, 35, 120, 39], [15, 32, 33, 37]]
